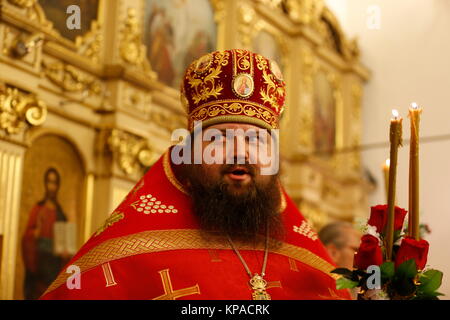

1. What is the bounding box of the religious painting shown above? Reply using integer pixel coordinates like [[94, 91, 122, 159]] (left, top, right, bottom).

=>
[[143, 0, 217, 88], [233, 73, 254, 98], [194, 53, 213, 74], [38, 0, 100, 41], [313, 71, 336, 157], [15, 134, 85, 300], [252, 30, 284, 74]]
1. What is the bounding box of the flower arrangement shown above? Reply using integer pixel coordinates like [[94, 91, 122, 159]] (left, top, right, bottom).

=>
[[332, 205, 443, 300]]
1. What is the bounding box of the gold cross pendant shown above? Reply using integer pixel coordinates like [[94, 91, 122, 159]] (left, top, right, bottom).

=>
[[250, 274, 271, 300]]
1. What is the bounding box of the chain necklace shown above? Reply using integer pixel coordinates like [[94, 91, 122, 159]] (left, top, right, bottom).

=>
[[227, 232, 271, 300]]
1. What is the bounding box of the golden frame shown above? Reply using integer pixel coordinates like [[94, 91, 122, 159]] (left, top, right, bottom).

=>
[[311, 62, 344, 166], [2, 0, 105, 63], [250, 19, 290, 77], [12, 128, 89, 300], [139, 0, 223, 90]]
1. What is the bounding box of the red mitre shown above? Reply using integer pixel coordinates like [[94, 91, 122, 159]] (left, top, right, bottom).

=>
[[181, 49, 286, 131]]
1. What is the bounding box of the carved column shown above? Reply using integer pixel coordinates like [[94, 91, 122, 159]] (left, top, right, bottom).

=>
[[0, 81, 47, 299]]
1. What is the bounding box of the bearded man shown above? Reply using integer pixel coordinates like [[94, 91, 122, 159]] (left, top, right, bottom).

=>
[[41, 49, 350, 300]]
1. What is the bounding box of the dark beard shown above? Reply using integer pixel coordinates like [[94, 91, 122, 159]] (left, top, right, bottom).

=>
[[187, 165, 284, 244]]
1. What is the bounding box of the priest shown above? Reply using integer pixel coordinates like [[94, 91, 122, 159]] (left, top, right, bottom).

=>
[[41, 49, 351, 300]]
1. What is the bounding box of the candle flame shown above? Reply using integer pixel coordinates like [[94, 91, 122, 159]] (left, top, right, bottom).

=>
[[385, 159, 390, 167], [392, 109, 399, 119], [411, 102, 420, 110]]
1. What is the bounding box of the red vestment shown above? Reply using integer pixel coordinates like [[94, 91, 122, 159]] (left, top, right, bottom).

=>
[[41, 149, 350, 300]]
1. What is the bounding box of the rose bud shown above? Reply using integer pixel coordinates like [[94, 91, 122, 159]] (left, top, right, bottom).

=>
[[367, 205, 407, 234], [354, 234, 383, 270], [395, 236, 429, 270]]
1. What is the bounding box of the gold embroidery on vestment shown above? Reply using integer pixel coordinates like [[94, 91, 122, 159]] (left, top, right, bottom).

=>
[[101, 262, 117, 287], [44, 229, 339, 295], [130, 193, 178, 215], [95, 211, 124, 236], [163, 151, 189, 195], [293, 220, 318, 241], [186, 51, 229, 105], [152, 269, 200, 300], [289, 257, 299, 272]]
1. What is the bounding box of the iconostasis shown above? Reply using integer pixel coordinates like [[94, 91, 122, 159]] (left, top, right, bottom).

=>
[[0, 0, 370, 299]]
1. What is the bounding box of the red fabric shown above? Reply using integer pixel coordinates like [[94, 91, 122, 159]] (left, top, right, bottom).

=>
[[40, 149, 350, 300], [181, 49, 286, 131], [22, 204, 58, 272]]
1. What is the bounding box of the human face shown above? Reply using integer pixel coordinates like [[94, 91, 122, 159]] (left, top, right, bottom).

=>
[[184, 122, 282, 242], [337, 228, 362, 270], [46, 171, 59, 198], [190, 122, 276, 197]]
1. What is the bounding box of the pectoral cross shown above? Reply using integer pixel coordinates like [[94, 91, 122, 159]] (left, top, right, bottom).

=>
[[250, 274, 271, 300]]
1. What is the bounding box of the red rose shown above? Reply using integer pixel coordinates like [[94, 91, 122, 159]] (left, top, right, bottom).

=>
[[367, 205, 407, 234], [395, 237, 429, 270], [354, 235, 383, 270]]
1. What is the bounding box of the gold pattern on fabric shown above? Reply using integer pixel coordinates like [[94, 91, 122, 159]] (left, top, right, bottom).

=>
[[187, 51, 230, 105], [152, 269, 200, 300], [254, 54, 285, 113], [94, 211, 125, 236], [130, 194, 178, 215], [189, 100, 278, 130], [101, 262, 117, 287], [293, 221, 319, 241], [163, 151, 189, 195], [233, 49, 253, 75], [318, 288, 348, 300], [289, 257, 299, 272], [44, 229, 339, 295], [255, 54, 268, 71], [266, 281, 282, 289]]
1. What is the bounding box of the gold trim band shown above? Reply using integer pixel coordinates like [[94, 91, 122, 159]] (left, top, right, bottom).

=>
[[44, 229, 338, 295], [188, 100, 279, 131], [163, 150, 189, 195]]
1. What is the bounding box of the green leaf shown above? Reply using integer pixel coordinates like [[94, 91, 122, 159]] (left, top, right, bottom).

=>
[[418, 270, 443, 294], [394, 230, 402, 243], [380, 261, 395, 280], [413, 293, 440, 300], [336, 277, 359, 290], [396, 259, 417, 279]]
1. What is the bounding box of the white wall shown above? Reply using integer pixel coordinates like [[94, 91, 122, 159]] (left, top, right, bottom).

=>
[[326, 0, 450, 298]]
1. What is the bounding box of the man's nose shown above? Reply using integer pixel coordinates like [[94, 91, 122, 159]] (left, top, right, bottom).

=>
[[226, 136, 250, 164]]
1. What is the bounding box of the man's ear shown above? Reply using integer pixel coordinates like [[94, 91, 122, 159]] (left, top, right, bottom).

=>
[[325, 243, 341, 262]]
